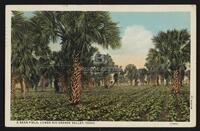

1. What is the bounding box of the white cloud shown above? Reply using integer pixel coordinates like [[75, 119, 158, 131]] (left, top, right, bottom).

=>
[[119, 25, 154, 55], [107, 25, 154, 68]]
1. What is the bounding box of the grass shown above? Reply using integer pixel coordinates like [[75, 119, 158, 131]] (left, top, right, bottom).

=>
[[11, 85, 190, 121]]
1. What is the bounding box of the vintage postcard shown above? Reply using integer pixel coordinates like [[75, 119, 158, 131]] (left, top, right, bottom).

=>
[[5, 5, 196, 127]]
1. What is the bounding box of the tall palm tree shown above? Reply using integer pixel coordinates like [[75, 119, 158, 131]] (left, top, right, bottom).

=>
[[125, 64, 137, 86], [34, 11, 121, 104], [11, 11, 54, 101], [153, 29, 190, 93], [29, 13, 54, 91], [11, 11, 37, 100]]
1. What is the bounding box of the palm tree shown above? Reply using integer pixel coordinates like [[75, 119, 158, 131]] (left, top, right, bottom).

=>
[[11, 11, 54, 101], [161, 62, 171, 86], [34, 11, 121, 104], [81, 46, 98, 90], [153, 29, 190, 93], [145, 48, 161, 86], [137, 68, 147, 85], [158, 61, 171, 86], [30, 14, 54, 92], [51, 50, 71, 93], [125, 64, 137, 86], [96, 53, 116, 88], [118, 66, 125, 85], [11, 11, 37, 100], [37, 54, 52, 91]]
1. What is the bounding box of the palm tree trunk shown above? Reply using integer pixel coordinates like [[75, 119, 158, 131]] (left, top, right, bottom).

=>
[[11, 75, 17, 103], [134, 79, 138, 86], [104, 75, 111, 88], [166, 78, 169, 86], [39, 76, 44, 92], [70, 53, 81, 104], [26, 81, 30, 92], [149, 76, 152, 85], [130, 80, 133, 86], [160, 75, 164, 86], [153, 75, 156, 86], [172, 70, 180, 94], [87, 78, 93, 91], [54, 77, 59, 93], [156, 75, 159, 86], [141, 79, 144, 86], [59, 73, 68, 93], [147, 79, 150, 85], [180, 71, 185, 86], [20, 79, 24, 96], [20, 80, 24, 93]]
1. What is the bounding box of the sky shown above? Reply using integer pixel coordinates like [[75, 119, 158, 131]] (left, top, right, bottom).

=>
[[93, 12, 190, 69], [23, 11, 190, 69]]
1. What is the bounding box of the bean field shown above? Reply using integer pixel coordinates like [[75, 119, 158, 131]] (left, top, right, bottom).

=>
[[11, 86, 190, 121]]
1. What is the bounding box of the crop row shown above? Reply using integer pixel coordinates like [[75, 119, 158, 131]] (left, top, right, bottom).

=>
[[11, 86, 190, 121]]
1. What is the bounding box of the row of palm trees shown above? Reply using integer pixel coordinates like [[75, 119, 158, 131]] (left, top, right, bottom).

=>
[[145, 29, 190, 94], [11, 11, 190, 105], [124, 65, 148, 86], [11, 11, 121, 104], [121, 29, 190, 94], [90, 30, 191, 91]]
